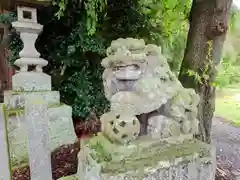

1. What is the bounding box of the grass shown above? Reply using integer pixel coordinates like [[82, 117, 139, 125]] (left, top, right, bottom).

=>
[[215, 87, 240, 126]]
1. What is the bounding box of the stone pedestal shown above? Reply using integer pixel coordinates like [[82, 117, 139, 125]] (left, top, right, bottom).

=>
[[12, 72, 51, 91], [59, 135, 216, 180], [101, 139, 216, 180], [101, 144, 215, 180]]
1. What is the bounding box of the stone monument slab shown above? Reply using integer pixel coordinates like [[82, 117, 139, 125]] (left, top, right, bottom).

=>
[[4, 90, 60, 109], [25, 96, 52, 179]]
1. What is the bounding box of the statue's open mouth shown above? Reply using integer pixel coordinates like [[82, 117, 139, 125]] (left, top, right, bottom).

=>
[[114, 64, 141, 80]]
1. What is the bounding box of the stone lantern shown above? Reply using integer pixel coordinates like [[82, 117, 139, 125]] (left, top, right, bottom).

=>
[[0, 1, 77, 179], [11, 0, 51, 91]]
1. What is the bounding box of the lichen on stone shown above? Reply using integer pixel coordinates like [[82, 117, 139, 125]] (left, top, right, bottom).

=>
[[100, 37, 200, 140], [58, 176, 79, 180], [69, 38, 216, 180], [82, 134, 213, 177]]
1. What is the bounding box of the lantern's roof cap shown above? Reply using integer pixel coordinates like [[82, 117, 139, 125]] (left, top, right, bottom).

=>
[[0, 0, 51, 10]]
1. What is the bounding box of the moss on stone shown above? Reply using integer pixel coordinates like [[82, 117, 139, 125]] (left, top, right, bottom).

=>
[[12, 162, 29, 171], [4, 103, 64, 116], [58, 175, 79, 180], [86, 134, 212, 175], [11, 90, 54, 95]]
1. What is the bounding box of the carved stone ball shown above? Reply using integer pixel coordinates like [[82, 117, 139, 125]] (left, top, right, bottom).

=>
[[100, 112, 140, 144]]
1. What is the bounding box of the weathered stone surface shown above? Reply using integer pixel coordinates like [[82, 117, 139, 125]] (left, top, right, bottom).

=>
[[100, 38, 200, 140], [4, 90, 60, 109], [70, 38, 216, 180], [100, 141, 216, 180], [12, 72, 51, 91], [25, 96, 52, 180], [147, 114, 182, 139], [0, 104, 11, 180], [12, 142, 80, 180], [6, 104, 77, 166], [11, 6, 51, 91], [100, 112, 140, 144], [61, 136, 216, 180]]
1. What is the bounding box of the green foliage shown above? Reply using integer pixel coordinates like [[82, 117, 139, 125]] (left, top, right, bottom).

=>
[[0, 12, 23, 65], [53, 0, 107, 35], [215, 9, 240, 88], [215, 55, 240, 88], [215, 89, 240, 125], [84, 0, 107, 35], [9, 34, 23, 65], [0, 12, 16, 24], [139, 0, 191, 71], [37, 8, 109, 118], [184, 40, 214, 87], [229, 7, 240, 33], [89, 140, 112, 163], [3, 0, 192, 119]]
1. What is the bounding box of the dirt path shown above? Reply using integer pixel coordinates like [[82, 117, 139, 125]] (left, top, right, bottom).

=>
[[212, 117, 240, 171]]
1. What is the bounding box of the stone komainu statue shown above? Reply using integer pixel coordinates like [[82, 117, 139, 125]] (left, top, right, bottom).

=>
[[100, 38, 200, 144], [60, 38, 215, 180]]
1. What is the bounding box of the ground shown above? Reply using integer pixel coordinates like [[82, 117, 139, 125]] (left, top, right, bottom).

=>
[[213, 87, 240, 178], [212, 117, 240, 171], [215, 88, 240, 126]]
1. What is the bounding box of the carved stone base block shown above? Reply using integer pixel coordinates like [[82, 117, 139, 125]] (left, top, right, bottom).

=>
[[59, 138, 216, 180], [25, 97, 52, 180], [4, 90, 60, 109], [100, 140, 216, 180], [12, 72, 51, 91], [102, 159, 215, 180]]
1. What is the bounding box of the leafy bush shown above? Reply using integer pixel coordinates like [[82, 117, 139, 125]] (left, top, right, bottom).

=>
[[36, 8, 110, 118], [216, 55, 240, 88], [215, 9, 240, 88], [0, 12, 22, 65], [1, 0, 192, 119]]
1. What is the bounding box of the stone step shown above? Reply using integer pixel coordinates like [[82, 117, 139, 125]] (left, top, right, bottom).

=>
[[4, 90, 60, 110]]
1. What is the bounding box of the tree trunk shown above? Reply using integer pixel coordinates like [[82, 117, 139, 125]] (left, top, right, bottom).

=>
[[178, 0, 233, 143]]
